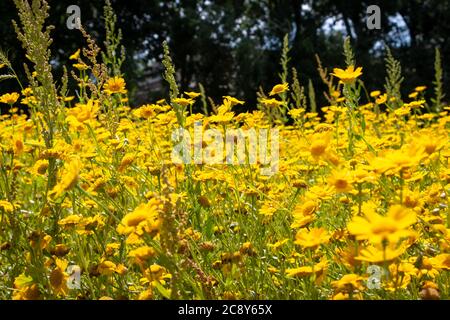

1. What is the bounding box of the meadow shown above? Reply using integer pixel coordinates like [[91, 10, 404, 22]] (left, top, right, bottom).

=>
[[0, 0, 449, 300]]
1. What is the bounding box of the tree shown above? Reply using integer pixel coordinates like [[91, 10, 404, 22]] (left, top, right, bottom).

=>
[[0, 0, 448, 112]]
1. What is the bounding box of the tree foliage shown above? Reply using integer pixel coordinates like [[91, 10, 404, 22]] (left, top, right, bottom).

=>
[[0, 0, 448, 108]]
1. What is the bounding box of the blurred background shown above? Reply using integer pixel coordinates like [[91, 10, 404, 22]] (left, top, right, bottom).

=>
[[0, 0, 449, 110]]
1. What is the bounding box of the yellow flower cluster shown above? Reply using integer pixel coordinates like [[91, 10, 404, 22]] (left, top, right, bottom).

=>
[[1, 53, 449, 301]]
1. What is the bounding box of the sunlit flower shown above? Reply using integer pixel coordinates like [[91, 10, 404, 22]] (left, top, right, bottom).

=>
[[294, 227, 330, 249], [50, 158, 82, 198], [375, 93, 387, 104], [370, 90, 381, 98], [348, 205, 416, 245], [414, 86, 427, 92], [0, 200, 15, 213], [291, 200, 317, 228], [331, 274, 365, 292], [49, 258, 69, 296], [73, 63, 88, 71], [355, 242, 408, 263], [184, 91, 201, 99], [172, 97, 194, 107], [223, 96, 244, 106], [128, 246, 156, 265], [69, 49, 81, 60], [12, 274, 40, 300], [269, 83, 289, 96], [260, 98, 284, 108], [328, 169, 353, 193], [103, 76, 127, 95], [286, 258, 328, 283], [0, 92, 20, 104], [331, 66, 363, 84]]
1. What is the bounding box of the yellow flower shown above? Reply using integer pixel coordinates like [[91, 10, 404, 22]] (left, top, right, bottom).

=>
[[66, 99, 100, 123], [121, 205, 151, 227], [0, 92, 20, 104], [78, 214, 105, 234], [148, 264, 166, 278], [369, 144, 425, 174], [370, 90, 381, 98], [184, 91, 201, 99], [49, 258, 69, 296], [417, 256, 440, 278], [413, 132, 447, 155], [128, 246, 156, 265], [58, 214, 82, 227], [21, 96, 38, 105], [294, 227, 330, 249], [21, 87, 33, 97], [288, 108, 304, 119], [267, 239, 289, 251], [328, 169, 353, 193], [331, 274, 365, 292], [269, 83, 289, 96], [331, 66, 363, 84], [97, 260, 117, 275], [286, 265, 315, 277], [347, 205, 416, 244], [223, 96, 245, 106], [260, 98, 284, 108], [402, 189, 423, 209], [105, 243, 121, 256], [375, 93, 387, 104], [309, 132, 332, 159], [331, 90, 341, 98], [209, 111, 235, 123], [172, 97, 194, 107], [12, 274, 40, 300], [69, 49, 81, 60], [355, 242, 407, 263], [403, 100, 426, 109], [0, 63, 5, 69], [285, 258, 328, 283], [429, 254, 450, 270], [118, 153, 135, 172], [0, 200, 15, 212], [136, 104, 156, 119], [29, 233, 52, 250], [73, 63, 88, 71], [414, 85, 427, 92], [259, 201, 278, 216], [290, 200, 317, 228], [50, 158, 82, 198], [117, 199, 162, 242], [408, 92, 418, 99], [103, 76, 127, 95], [138, 289, 153, 300], [393, 105, 410, 116]]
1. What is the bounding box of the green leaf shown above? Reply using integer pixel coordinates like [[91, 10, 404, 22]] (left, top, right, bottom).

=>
[[154, 280, 171, 299]]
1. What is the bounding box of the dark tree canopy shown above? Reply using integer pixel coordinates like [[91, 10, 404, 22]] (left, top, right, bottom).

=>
[[0, 0, 449, 109]]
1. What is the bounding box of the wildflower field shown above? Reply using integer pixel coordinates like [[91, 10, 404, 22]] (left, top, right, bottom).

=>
[[1, 1, 450, 300]]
